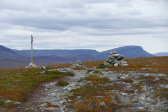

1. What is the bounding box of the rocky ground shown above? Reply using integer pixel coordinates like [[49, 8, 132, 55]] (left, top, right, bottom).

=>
[[16, 70, 88, 112], [15, 68, 168, 112]]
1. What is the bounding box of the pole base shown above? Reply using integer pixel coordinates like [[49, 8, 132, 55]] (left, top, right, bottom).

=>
[[25, 63, 38, 68]]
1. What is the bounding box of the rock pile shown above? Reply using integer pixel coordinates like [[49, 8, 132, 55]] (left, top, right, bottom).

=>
[[104, 51, 128, 67], [72, 60, 86, 68]]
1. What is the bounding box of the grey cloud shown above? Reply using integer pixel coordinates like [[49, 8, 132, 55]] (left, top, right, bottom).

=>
[[0, 0, 168, 53], [0, 0, 167, 30]]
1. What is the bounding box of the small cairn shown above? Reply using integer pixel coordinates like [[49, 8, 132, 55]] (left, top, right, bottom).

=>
[[104, 51, 128, 67], [72, 60, 86, 68]]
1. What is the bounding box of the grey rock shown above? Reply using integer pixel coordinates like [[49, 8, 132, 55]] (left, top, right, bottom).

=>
[[57, 68, 74, 74], [99, 102, 106, 107], [154, 78, 160, 81], [114, 63, 118, 67], [132, 107, 145, 111], [15, 102, 21, 105]]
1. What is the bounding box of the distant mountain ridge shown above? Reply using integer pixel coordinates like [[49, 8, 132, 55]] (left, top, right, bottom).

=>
[[15, 49, 99, 57], [0, 45, 21, 60], [0, 45, 154, 68], [154, 52, 168, 56], [0, 45, 28, 68]]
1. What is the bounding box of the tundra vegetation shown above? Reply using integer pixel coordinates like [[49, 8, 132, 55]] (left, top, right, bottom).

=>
[[0, 68, 73, 109], [0, 56, 168, 111]]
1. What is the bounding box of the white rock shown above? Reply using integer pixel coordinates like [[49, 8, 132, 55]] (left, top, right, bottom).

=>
[[4, 100, 11, 104], [121, 63, 128, 66], [120, 76, 126, 79], [114, 63, 118, 67], [154, 78, 160, 81], [25, 63, 38, 68], [15, 102, 21, 105], [99, 102, 106, 106]]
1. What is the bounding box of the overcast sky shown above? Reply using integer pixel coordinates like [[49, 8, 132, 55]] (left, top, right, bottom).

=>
[[0, 0, 168, 53]]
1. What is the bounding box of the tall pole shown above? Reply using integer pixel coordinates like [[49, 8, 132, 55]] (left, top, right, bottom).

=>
[[31, 35, 33, 64]]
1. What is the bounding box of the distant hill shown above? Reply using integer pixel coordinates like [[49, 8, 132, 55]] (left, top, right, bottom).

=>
[[16, 46, 153, 59], [0, 45, 154, 68], [0, 45, 21, 60], [15, 49, 99, 57], [0, 45, 29, 68], [98, 46, 154, 59], [155, 52, 168, 56]]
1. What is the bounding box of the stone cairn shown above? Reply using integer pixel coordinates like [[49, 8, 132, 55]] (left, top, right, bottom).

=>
[[104, 51, 128, 67], [72, 60, 86, 68]]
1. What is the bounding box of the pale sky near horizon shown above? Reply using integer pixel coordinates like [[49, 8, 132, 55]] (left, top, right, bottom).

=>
[[0, 0, 168, 53]]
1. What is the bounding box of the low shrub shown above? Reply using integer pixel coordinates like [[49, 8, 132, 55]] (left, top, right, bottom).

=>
[[135, 83, 142, 91], [4, 102, 14, 109], [45, 70, 62, 75], [45, 101, 59, 108], [123, 78, 134, 83], [97, 63, 106, 68], [84, 75, 111, 85], [72, 66, 85, 70], [93, 70, 102, 74], [160, 88, 168, 99], [87, 69, 93, 73], [66, 72, 75, 76], [57, 79, 69, 86]]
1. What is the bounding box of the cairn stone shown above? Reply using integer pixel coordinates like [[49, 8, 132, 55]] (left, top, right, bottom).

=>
[[104, 51, 128, 67]]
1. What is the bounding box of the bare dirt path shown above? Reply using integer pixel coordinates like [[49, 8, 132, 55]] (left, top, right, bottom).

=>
[[16, 70, 88, 112]]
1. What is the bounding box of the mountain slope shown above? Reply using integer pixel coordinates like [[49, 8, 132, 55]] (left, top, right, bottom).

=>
[[0, 45, 29, 68], [0, 45, 24, 61], [155, 52, 168, 56], [98, 46, 154, 59]]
